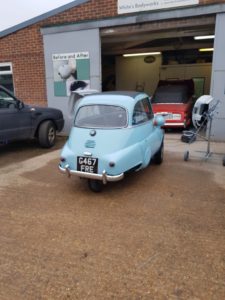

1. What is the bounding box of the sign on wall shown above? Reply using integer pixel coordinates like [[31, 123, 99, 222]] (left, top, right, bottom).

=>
[[118, 0, 199, 14], [52, 52, 90, 96]]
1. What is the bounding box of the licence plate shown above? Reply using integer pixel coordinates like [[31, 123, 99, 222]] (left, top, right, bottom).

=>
[[172, 114, 181, 120], [77, 156, 98, 173], [162, 113, 173, 120], [165, 114, 173, 120]]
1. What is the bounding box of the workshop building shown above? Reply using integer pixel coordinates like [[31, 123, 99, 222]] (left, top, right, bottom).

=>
[[0, 0, 225, 137]]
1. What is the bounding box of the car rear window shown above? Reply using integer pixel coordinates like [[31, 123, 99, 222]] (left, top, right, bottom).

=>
[[75, 104, 127, 128], [152, 85, 189, 104]]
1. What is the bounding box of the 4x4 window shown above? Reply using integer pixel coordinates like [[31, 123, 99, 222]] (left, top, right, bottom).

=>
[[0, 63, 14, 93], [0, 89, 16, 109], [132, 98, 153, 125]]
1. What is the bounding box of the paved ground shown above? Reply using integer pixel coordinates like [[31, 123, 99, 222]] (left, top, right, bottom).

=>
[[0, 134, 225, 300]]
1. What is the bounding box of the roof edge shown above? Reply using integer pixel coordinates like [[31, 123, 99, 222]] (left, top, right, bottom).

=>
[[40, 3, 225, 35], [0, 0, 90, 38]]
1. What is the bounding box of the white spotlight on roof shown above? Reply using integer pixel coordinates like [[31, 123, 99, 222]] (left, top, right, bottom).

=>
[[194, 35, 215, 40], [123, 52, 161, 57]]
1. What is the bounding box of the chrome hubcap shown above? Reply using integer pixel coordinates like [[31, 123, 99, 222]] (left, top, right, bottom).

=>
[[48, 127, 55, 143]]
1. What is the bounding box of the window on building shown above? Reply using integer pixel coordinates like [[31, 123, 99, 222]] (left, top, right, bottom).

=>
[[0, 63, 14, 93]]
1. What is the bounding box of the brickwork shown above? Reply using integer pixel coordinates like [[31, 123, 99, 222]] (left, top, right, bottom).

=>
[[0, 0, 224, 105]]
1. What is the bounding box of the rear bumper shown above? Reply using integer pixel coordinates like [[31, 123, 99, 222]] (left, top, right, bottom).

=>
[[164, 122, 185, 127], [58, 164, 124, 184]]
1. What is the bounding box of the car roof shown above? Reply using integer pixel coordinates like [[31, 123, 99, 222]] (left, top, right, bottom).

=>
[[77, 91, 149, 109], [157, 79, 194, 95], [98, 91, 141, 98], [152, 86, 189, 104], [155, 84, 188, 94]]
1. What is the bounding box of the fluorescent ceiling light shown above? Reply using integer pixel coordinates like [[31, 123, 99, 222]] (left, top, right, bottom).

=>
[[123, 52, 161, 57], [199, 48, 214, 52], [194, 35, 215, 40]]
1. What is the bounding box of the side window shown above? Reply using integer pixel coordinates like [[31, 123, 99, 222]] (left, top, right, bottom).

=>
[[132, 98, 153, 125], [0, 63, 14, 93], [0, 90, 16, 109], [142, 97, 154, 120]]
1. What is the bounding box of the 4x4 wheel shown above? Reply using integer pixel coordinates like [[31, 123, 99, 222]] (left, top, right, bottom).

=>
[[38, 121, 56, 148]]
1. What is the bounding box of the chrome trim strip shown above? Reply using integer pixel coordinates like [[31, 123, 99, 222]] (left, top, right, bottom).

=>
[[83, 151, 92, 156], [59, 164, 124, 183], [164, 122, 184, 126]]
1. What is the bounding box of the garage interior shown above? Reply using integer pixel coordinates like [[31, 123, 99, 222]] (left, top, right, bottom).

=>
[[101, 15, 215, 98]]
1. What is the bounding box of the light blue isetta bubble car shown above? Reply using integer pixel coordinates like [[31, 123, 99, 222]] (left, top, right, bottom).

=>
[[59, 91, 165, 192]]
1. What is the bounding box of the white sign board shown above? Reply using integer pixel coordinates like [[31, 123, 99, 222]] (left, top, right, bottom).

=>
[[118, 0, 199, 14], [52, 52, 90, 97]]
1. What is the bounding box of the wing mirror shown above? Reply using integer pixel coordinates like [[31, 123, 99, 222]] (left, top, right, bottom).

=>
[[153, 115, 165, 127], [17, 100, 24, 110]]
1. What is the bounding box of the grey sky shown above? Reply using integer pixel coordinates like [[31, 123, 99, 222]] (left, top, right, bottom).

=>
[[0, 0, 74, 32]]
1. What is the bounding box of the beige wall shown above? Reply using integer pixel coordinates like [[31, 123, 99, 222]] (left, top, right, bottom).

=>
[[116, 56, 212, 95], [116, 55, 162, 96], [159, 63, 212, 94]]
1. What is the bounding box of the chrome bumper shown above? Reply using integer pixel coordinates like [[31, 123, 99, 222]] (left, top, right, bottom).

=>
[[58, 164, 124, 184], [164, 122, 185, 127]]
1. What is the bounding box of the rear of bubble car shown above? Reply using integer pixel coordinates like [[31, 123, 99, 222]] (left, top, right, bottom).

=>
[[59, 93, 164, 192], [59, 127, 132, 181], [59, 102, 140, 191]]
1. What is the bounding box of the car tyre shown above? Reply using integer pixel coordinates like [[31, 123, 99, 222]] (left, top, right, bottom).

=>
[[88, 179, 103, 193], [154, 141, 164, 165], [38, 120, 56, 148]]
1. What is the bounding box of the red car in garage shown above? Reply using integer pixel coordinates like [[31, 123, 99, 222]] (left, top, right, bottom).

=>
[[151, 80, 195, 128]]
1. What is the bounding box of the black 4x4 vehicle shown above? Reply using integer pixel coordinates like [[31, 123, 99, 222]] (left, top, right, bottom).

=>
[[0, 85, 64, 148]]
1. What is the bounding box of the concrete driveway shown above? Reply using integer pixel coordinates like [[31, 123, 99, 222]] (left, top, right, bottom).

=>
[[0, 135, 225, 299]]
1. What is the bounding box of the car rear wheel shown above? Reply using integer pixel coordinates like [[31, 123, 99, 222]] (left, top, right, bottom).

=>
[[88, 179, 103, 193], [38, 121, 56, 148], [154, 141, 164, 165]]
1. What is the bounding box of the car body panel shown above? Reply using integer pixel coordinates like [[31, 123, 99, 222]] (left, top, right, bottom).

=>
[[28, 106, 64, 136], [0, 85, 64, 145], [59, 91, 164, 185], [153, 102, 193, 127], [0, 106, 32, 141], [152, 80, 195, 128]]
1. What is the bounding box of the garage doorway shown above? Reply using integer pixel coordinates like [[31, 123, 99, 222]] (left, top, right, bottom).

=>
[[101, 15, 215, 99]]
